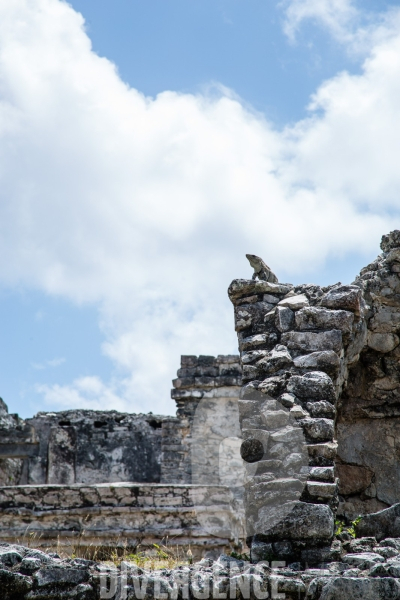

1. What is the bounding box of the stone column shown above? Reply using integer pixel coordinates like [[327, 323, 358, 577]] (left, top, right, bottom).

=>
[[161, 355, 242, 484], [228, 276, 366, 564]]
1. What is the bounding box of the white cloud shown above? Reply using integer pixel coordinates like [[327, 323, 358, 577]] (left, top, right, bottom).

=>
[[281, 0, 359, 43], [280, 0, 398, 55], [0, 0, 398, 414], [37, 376, 129, 412]]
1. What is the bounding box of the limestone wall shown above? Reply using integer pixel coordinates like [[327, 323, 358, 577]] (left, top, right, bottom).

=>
[[0, 483, 245, 558]]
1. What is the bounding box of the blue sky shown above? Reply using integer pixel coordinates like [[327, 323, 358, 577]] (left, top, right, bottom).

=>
[[0, 0, 399, 418]]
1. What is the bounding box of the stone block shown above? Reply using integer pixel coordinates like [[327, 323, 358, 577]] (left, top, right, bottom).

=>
[[368, 332, 400, 353], [300, 418, 334, 443], [260, 407, 289, 430], [270, 426, 304, 443], [239, 334, 268, 351], [307, 442, 338, 464], [369, 306, 400, 333], [241, 350, 268, 365], [256, 501, 334, 541], [256, 346, 293, 376], [287, 371, 336, 401], [307, 481, 337, 498], [293, 350, 340, 375], [295, 306, 354, 333], [275, 306, 294, 332], [228, 279, 292, 303], [278, 294, 309, 310], [309, 466, 335, 482], [320, 285, 362, 314], [282, 330, 342, 355], [307, 401, 336, 418]]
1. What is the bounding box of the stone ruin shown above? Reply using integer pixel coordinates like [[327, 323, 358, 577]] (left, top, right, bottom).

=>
[[2, 231, 400, 598], [228, 229, 400, 563], [0, 355, 245, 558]]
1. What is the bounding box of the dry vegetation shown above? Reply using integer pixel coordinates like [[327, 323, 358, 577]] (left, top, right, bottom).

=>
[[18, 530, 192, 570]]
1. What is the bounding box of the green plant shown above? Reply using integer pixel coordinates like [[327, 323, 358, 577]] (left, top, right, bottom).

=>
[[347, 516, 362, 538], [335, 516, 362, 538]]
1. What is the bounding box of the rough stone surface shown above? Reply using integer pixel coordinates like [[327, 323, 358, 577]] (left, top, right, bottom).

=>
[[4, 543, 400, 600], [228, 231, 400, 559], [0, 483, 245, 556]]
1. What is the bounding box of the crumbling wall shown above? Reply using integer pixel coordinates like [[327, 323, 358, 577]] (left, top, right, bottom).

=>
[[0, 483, 245, 558], [162, 355, 242, 484], [25, 410, 163, 485], [0, 400, 38, 486], [228, 230, 400, 562], [228, 277, 364, 562], [337, 231, 400, 520]]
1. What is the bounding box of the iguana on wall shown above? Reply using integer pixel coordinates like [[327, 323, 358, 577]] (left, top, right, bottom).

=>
[[246, 254, 278, 283]]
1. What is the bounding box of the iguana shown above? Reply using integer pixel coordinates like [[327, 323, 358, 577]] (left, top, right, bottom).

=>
[[246, 254, 278, 283]]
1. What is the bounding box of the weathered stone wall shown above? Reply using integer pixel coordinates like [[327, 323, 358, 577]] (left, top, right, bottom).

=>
[[337, 231, 400, 520], [24, 410, 164, 485], [0, 483, 245, 558], [162, 355, 242, 484], [228, 230, 400, 562], [0, 355, 246, 557]]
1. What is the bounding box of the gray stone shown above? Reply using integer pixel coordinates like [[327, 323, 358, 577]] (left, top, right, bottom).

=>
[[263, 294, 279, 304], [228, 279, 292, 302], [250, 541, 273, 563], [342, 553, 385, 569], [300, 418, 334, 442], [282, 330, 342, 355], [295, 306, 354, 333], [289, 405, 309, 419], [19, 557, 41, 575], [368, 332, 400, 353], [318, 577, 400, 600], [356, 504, 400, 541], [307, 401, 336, 418], [381, 230, 400, 252], [258, 501, 334, 541], [240, 334, 267, 351], [310, 466, 335, 482], [270, 426, 304, 443], [279, 393, 296, 408], [260, 407, 289, 430], [307, 481, 337, 498], [275, 306, 295, 332], [278, 294, 309, 310], [293, 350, 340, 374], [320, 285, 362, 314], [287, 371, 336, 401], [256, 345, 293, 375], [241, 350, 268, 365]]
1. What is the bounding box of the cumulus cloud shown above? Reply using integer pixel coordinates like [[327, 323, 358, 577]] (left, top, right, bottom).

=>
[[0, 0, 398, 414]]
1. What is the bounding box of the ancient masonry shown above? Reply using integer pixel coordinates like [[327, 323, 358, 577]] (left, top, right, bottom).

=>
[[228, 229, 400, 563], [2, 233, 400, 597], [0, 356, 245, 556]]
